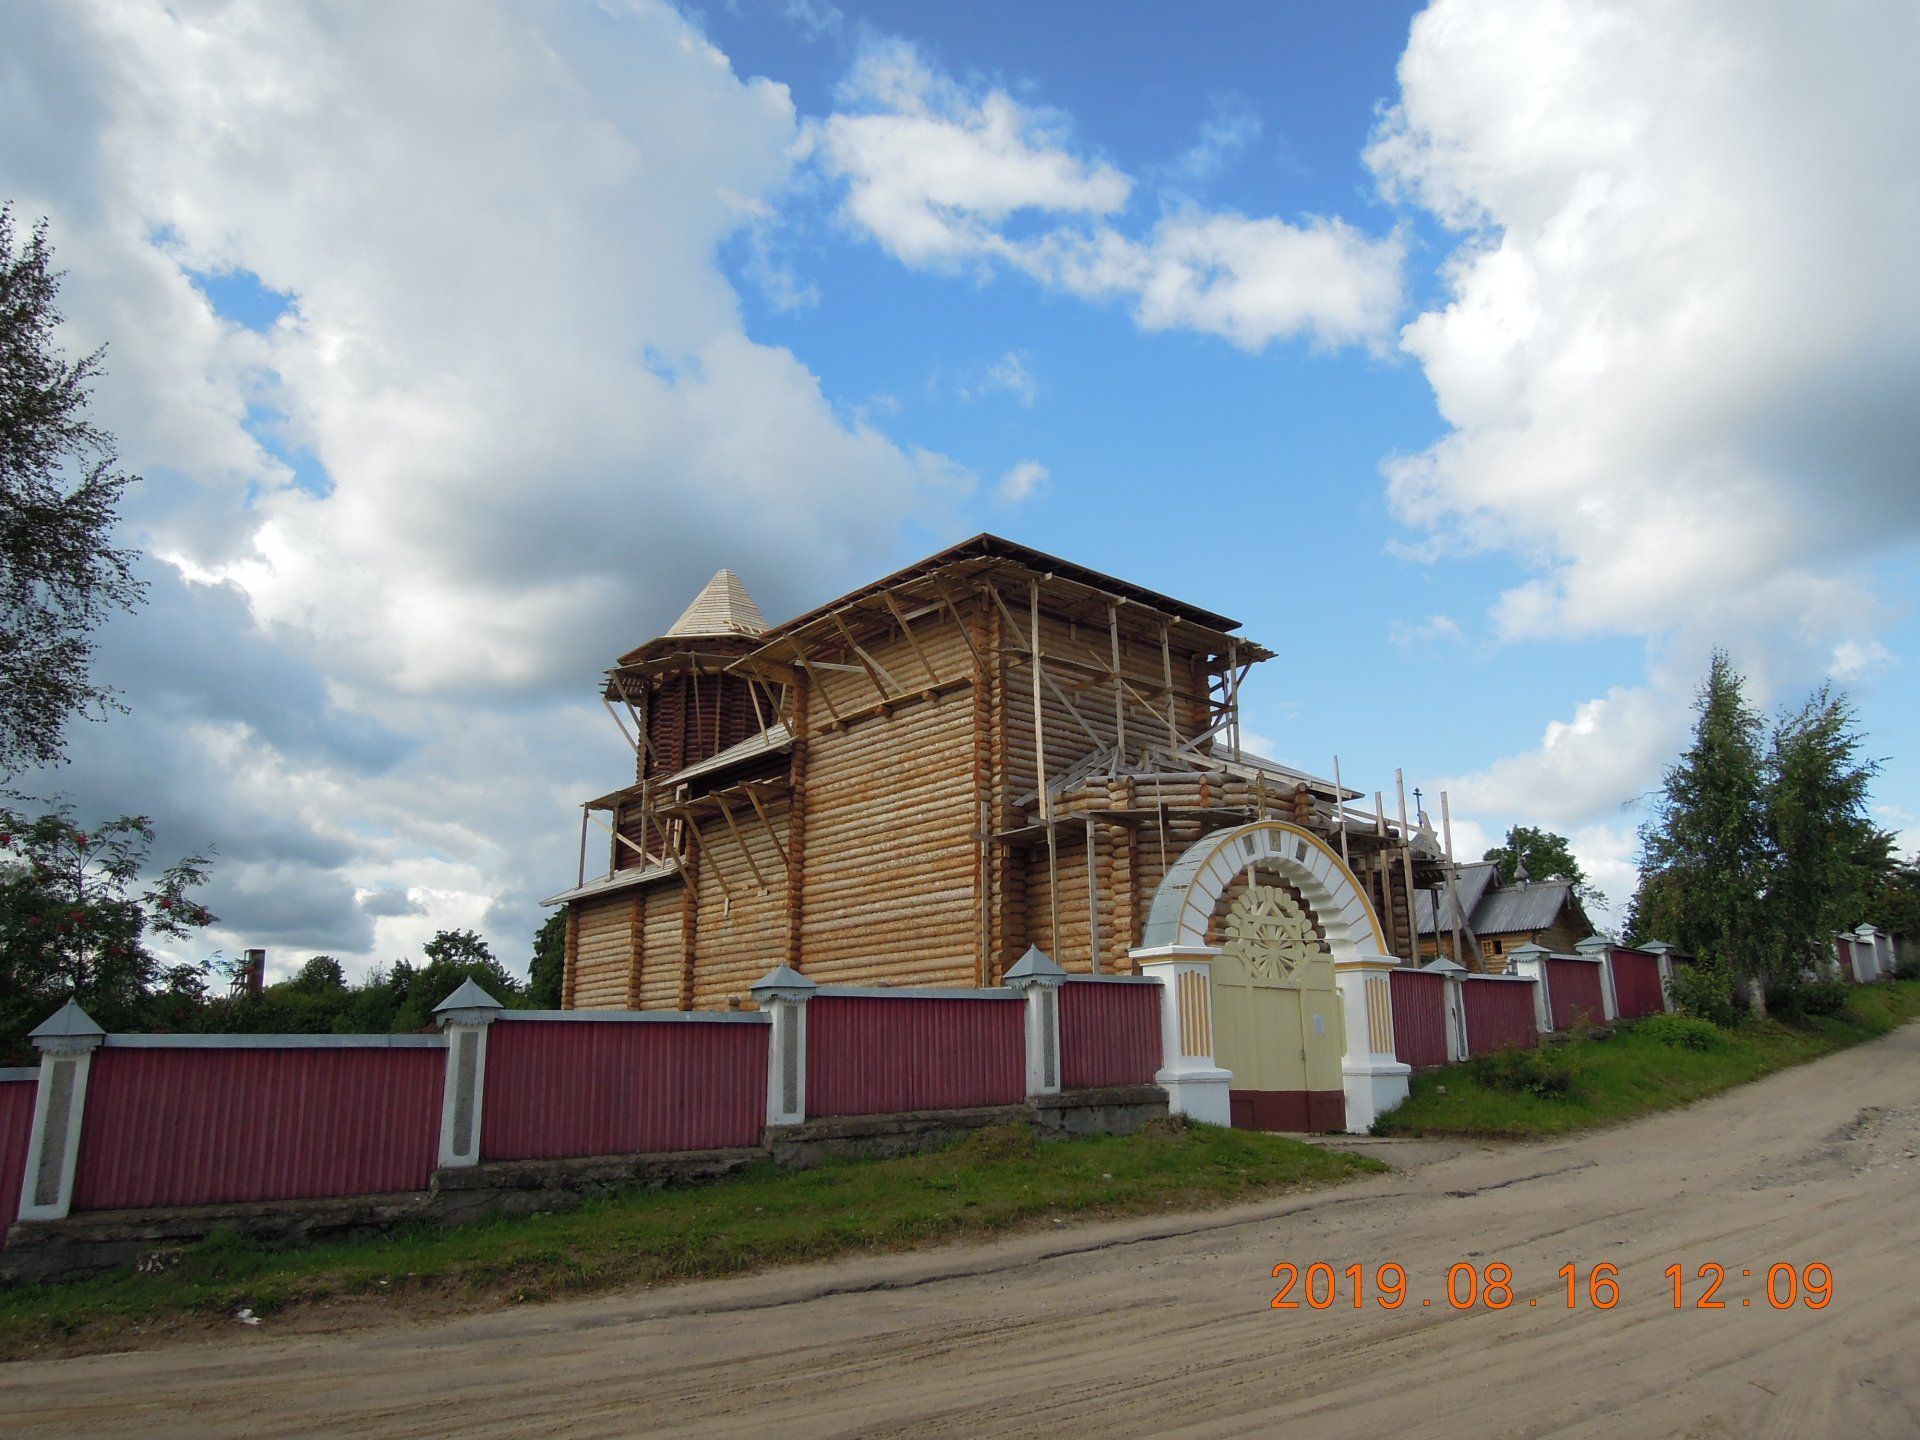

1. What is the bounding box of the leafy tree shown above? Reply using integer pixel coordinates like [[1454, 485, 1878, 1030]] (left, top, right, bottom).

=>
[[1761, 686, 1881, 983], [0, 806, 214, 1061], [1630, 652, 1771, 1008], [1864, 852, 1920, 943], [0, 206, 144, 778], [1483, 825, 1606, 911], [528, 909, 565, 1008], [393, 928, 524, 1032], [289, 954, 347, 993]]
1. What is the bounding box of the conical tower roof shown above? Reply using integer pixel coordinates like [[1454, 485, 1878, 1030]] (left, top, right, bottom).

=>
[[665, 569, 766, 640]]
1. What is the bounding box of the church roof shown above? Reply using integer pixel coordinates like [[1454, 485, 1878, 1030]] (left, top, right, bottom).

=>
[[666, 569, 766, 640]]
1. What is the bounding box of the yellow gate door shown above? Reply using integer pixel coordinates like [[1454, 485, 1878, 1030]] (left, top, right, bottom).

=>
[[1212, 883, 1346, 1131]]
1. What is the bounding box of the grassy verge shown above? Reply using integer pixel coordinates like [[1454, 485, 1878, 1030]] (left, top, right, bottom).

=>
[[1377, 977, 1920, 1139], [0, 1119, 1381, 1360]]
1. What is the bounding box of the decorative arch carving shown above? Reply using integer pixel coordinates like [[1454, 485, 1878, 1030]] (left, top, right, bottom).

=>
[[1139, 820, 1388, 959]]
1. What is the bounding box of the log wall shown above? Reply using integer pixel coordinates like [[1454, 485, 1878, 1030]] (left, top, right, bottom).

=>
[[690, 801, 792, 1007], [639, 885, 687, 1010], [799, 685, 978, 988], [570, 892, 637, 1010]]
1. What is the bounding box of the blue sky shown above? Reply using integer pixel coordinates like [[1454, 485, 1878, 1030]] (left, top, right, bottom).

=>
[[4, 0, 1917, 972]]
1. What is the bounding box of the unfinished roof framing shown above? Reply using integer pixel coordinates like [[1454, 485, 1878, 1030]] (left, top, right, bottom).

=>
[[550, 535, 1439, 1010]]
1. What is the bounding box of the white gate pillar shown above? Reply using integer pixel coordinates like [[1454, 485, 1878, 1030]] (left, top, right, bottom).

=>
[[18, 1001, 105, 1222], [1422, 957, 1470, 1061], [1131, 944, 1232, 1126], [1576, 936, 1619, 1021], [1005, 946, 1068, 1098], [434, 980, 504, 1169], [1509, 943, 1555, 1033], [750, 965, 817, 1126], [1641, 940, 1677, 1010], [1334, 957, 1411, 1133]]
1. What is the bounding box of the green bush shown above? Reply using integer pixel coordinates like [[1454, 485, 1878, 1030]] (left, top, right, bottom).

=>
[[1667, 956, 1744, 1028], [1635, 1013, 1725, 1051], [1466, 1045, 1574, 1099], [1794, 979, 1851, 1017]]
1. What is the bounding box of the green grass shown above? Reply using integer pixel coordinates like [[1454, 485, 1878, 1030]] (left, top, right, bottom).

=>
[[1376, 978, 1920, 1139], [0, 1119, 1382, 1359]]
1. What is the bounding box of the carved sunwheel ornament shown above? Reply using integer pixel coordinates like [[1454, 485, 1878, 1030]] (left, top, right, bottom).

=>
[[1222, 883, 1322, 981]]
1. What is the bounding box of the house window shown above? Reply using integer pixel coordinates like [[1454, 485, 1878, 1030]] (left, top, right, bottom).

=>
[[1492, 939, 1504, 955]]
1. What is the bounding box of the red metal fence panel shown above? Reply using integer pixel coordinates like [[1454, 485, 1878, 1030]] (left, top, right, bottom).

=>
[[1837, 937, 1863, 982], [1545, 958, 1606, 1030], [1463, 978, 1539, 1052], [0, 1076, 35, 1244], [71, 1043, 443, 1210], [807, 995, 1025, 1117], [1060, 980, 1161, 1088], [1389, 970, 1450, 1068], [481, 1018, 768, 1160], [1610, 950, 1665, 1019]]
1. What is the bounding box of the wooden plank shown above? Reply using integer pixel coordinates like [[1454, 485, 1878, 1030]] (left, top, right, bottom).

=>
[[831, 612, 901, 703], [1032, 581, 1060, 952], [714, 791, 769, 890], [744, 785, 792, 876], [881, 591, 940, 686]]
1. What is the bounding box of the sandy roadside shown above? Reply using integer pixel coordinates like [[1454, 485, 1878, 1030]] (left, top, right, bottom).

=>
[[3, 1022, 1916, 1439]]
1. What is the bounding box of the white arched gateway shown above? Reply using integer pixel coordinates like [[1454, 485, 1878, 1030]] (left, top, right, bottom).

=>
[[1130, 820, 1410, 1134]]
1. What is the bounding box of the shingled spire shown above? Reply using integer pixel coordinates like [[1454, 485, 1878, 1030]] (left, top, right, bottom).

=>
[[665, 569, 766, 641]]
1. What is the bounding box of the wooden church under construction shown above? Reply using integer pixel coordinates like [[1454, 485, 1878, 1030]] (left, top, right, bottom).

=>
[[548, 535, 1447, 1016]]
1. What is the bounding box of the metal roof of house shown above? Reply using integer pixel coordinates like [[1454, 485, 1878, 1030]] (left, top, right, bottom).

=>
[[1472, 879, 1579, 936], [1414, 861, 1578, 937]]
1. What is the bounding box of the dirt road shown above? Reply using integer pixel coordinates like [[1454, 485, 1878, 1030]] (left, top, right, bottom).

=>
[[6, 1024, 1918, 1439]]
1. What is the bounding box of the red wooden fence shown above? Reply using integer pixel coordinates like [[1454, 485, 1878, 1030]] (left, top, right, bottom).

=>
[[807, 993, 1025, 1117], [481, 1016, 768, 1160], [1463, 977, 1539, 1052], [1609, 949, 1665, 1019], [1389, 969, 1451, 1068], [0, 1075, 35, 1245], [1059, 979, 1162, 1088], [1545, 958, 1607, 1030], [70, 1042, 444, 1210]]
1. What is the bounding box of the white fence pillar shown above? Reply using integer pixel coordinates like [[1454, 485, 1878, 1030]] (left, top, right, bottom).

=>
[[1576, 936, 1619, 1021], [1131, 944, 1232, 1126], [1005, 946, 1068, 1098], [1422, 957, 1470, 1061], [750, 965, 817, 1126], [1641, 940, 1677, 1011], [434, 981, 504, 1169], [17, 1001, 104, 1223], [1335, 957, 1412, 1133], [1508, 943, 1555, 1033]]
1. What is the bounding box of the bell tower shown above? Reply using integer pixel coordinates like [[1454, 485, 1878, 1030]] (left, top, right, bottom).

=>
[[604, 569, 769, 867]]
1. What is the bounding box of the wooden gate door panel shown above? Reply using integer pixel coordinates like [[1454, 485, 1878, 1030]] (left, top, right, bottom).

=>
[[1212, 883, 1344, 1132]]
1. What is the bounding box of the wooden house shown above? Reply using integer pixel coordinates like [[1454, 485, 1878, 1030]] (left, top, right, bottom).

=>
[[548, 535, 1435, 1011], [1413, 859, 1595, 972]]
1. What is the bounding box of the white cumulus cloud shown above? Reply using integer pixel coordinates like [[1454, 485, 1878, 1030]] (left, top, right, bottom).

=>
[[2, 0, 969, 973], [995, 459, 1050, 504], [1378, 0, 1920, 911], [812, 39, 1404, 352]]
